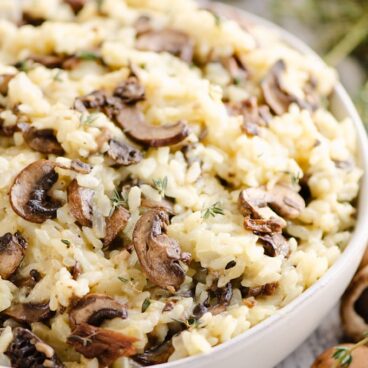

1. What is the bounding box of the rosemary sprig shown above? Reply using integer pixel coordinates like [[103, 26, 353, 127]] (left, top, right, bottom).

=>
[[201, 202, 224, 219], [332, 333, 368, 367], [152, 176, 168, 197]]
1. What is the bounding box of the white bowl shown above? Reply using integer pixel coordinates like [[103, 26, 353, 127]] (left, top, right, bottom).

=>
[[159, 3, 368, 368]]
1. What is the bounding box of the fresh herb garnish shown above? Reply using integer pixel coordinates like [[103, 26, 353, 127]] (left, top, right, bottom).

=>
[[15, 60, 31, 73], [79, 112, 99, 126], [61, 239, 71, 246], [77, 51, 100, 61], [53, 70, 63, 82], [332, 333, 368, 367], [212, 13, 222, 27], [141, 298, 151, 313], [153, 176, 168, 197], [110, 188, 128, 215], [201, 202, 224, 219]]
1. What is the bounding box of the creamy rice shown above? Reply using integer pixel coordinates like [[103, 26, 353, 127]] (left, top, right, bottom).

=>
[[0, 0, 362, 367]]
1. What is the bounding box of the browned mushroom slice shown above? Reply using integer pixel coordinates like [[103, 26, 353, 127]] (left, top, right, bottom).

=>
[[69, 293, 127, 329], [23, 127, 64, 155], [0, 232, 27, 280], [0, 74, 14, 95], [5, 327, 64, 368], [133, 209, 189, 290], [222, 55, 249, 83], [267, 185, 305, 220], [134, 15, 153, 35], [70, 160, 92, 174], [74, 90, 107, 113], [261, 59, 299, 115], [341, 266, 368, 341], [67, 179, 94, 227], [10, 160, 62, 223], [241, 282, 278, 298], [141, 197, 175, 215], [103, 206, 130, 248], [67, 323, 136, 366], [311, 344, 368, 368], [136, 29, 194, 63], [20, 12, 46, 26], [227, 97, 272, 136], [208, 282, 233, 315], [258, 233, 289, 257], [115, 106, 189, 147], [243, 216, 285, 234], [133, 339, 174, 366], [64, 0, 86, 14], [238, 188, 271, 218], [113, 76, 145, 105], [107, 139, 143, 166], [2, 302, 53, 323], [28, 55, 72, 69]]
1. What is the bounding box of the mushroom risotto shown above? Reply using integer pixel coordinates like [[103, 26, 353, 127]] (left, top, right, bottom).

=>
[[0, 0, 363, 367]]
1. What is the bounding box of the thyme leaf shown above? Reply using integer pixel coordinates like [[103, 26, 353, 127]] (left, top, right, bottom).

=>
[[153, 176, 168, 196], [201, 202, 224, 219]]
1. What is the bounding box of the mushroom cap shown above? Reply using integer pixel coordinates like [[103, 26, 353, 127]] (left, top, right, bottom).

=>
[[113, 76, 145, 105], [133, 339, 174, 366], [23, 127, 64, 155], [258, 233, 290, 258], [69, 293, 127, 329], [107, 139, 143, 166], [2, 302, 53, 323], [341, 265, 368, 341], [136, 29, 194, 63], [311, 344, 368, 368], [103, 206, 130, 248], [115, 105, 189, 147], [67, 179, 94, 227], [67, 323, 136, 366], [5, 327, 64, 368], [10, 160, 62, 223], [0, 232, 27, 280], [132, 209, 187, 290]]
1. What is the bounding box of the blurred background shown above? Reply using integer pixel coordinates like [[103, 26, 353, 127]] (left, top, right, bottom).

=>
[[221, 0, 368, 128]]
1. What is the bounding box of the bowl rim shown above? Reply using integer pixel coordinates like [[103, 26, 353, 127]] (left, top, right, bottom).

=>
[[156, 3, 368, 367]]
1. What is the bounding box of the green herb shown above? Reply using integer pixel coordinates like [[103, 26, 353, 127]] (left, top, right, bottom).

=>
[[110, 188, 128, 215], [153, 176, 168, 196], [332, 333, 368, 367], [77, 51, 100, 61], [141, 298, 151, 313], [212, 12, 222, 27], [79, 112, 99, 126], [171, 317, 200, 329], [61, 239, 71, 246], [53, 70, 63, 82], [201, 202, 224, 219], [15, 60, 31, 73], [118, 276, 128, 283]]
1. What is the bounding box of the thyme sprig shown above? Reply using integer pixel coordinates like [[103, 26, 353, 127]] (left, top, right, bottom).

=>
[[79, 112, 99, 127], [332, 332, 368, 367], [110, 188, 128, 215], [153, 176, 168, 197], [201, 202, 224, 219]]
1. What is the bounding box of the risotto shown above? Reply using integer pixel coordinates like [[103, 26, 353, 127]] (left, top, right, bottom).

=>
[[0, 0, 363, 367]]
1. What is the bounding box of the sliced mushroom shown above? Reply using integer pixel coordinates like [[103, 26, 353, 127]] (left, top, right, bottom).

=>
[[5, 327, 64, 368], [107, 139, 143, 166], [0, 232, 27, 280], [136, 29, 194, 63], [115, 106, 189, 147], [227, 97, 272, 136], [103, 206, 131, 248], [261, 59, 299, 116], [28, 55, 74, 69], [241, 282, 278, 298], [267, 185, 306, 220], [20, 12, 46, 26], [69, 293, 127, 329], [208, 282, 233, 315], [74, 90, 107, 113], [0, 74, 15, 95], [67, 179, 94, 227], [140, 197, 175, 215], [113, 76, 145, 105], [243, 216, 285, 234], [133, 339, 174, 366], [23, 127, 64, 155], [2, 302, 53, 323], [10, 160, 62, 223], [341, 265, 368, 341], [70, 160, 92, 174], [238, 187, 271, 218], [67, 323, 136, 366], [258, 233, 290, 258], [312, 344, 368, 368], [64, 0, 86, 14], [222, 55, 249, 84], [132, 209, 190, 290]]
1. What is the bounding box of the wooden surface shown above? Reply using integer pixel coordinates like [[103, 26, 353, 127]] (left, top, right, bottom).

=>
[[276, 306, 343, 368]]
